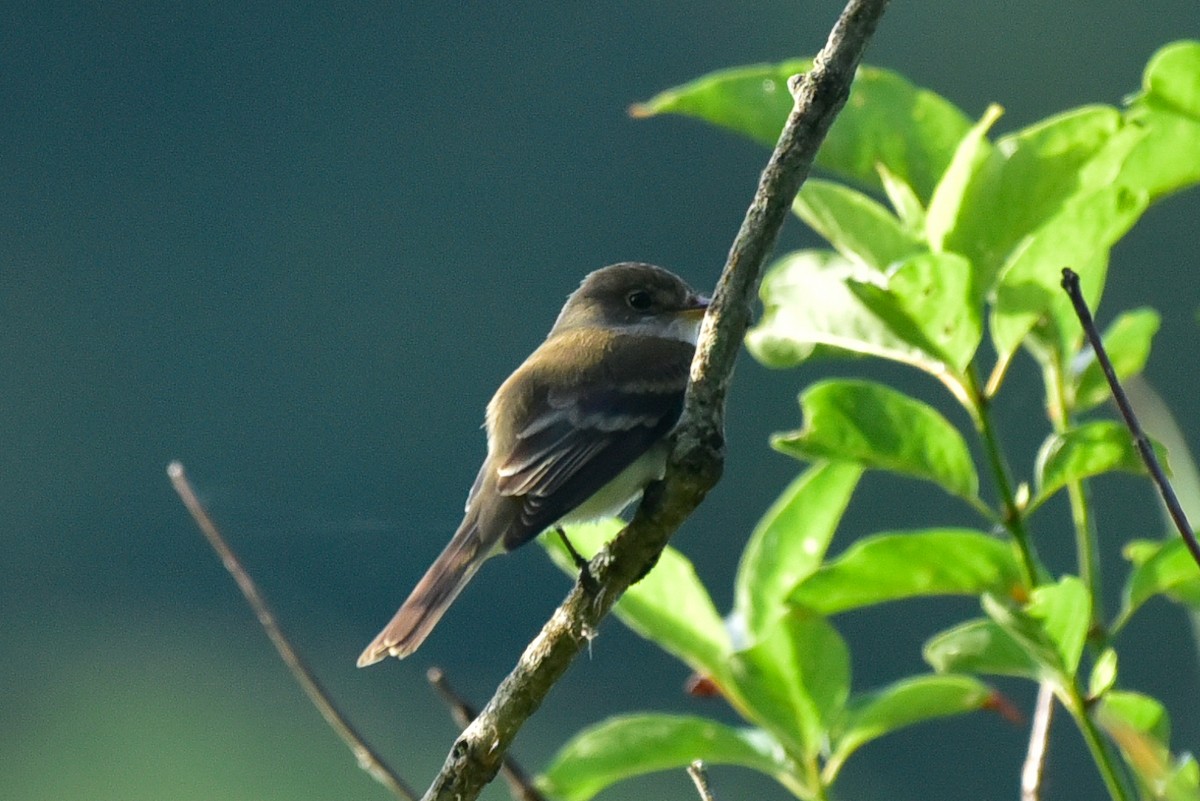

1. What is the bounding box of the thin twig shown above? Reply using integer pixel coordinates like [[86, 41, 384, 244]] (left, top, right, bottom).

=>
[[1021, 683, 1055, 801], [419, 3, 890, 800], [1060, 268, 1200, 568], [426, 667, 547, 801], [688, 760, 717, 801], [167, 461, 417, 801]]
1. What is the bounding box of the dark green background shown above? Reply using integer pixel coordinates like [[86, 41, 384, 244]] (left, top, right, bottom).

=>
[[4, 3, 1198, 800]]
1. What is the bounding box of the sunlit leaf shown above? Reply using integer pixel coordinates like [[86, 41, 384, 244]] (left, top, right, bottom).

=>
[[1115, 538, 1200, 630], [1033, 420, 1160, 507], [1089, 648, 1118, 699], [772, 379, 979, 502], [925, 104, 1002, 253], [1121, 40, 1200, 200], [1072, 308, 1160, 412], [734, 462, 863, 645], [730, 610, 850, 760], [851, 251, 982, 373], [790, 529, 1023, 615], [747, 250, 935, 371], [990, 182, 1149, 362], [877, 162, 926, 229], [538, 714, 800, 801], [923, 618, 1038, 680], [793, 179, 925, 270], [544, 520, 731, 681], [982, 577, 1090, 687], [938, 105, 1134, 292], [828, 674, 993, 772], [632, 60, 972, 200]]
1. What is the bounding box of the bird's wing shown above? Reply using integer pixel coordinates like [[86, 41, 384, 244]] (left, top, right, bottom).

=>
[[493, 333, 693, 549]]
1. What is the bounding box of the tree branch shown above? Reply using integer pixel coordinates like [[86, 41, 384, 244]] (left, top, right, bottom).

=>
[[166, 461, 417, 801], [420, 2, 890, 799]]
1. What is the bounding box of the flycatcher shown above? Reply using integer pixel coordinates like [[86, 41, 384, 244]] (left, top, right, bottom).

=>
[[358, 262, 708, 666]]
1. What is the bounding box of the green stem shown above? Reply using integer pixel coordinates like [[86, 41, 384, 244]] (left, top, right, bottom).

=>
[[1043, 359, 1105, 630], [967, 366, 1040, 587], [1065, 688, 1133, 801]]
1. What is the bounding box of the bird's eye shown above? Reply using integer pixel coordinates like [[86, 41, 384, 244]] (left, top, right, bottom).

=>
[[626, 290, 653, 311]]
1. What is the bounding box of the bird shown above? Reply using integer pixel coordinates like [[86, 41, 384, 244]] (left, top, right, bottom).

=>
[[357, 262, 709, 666]]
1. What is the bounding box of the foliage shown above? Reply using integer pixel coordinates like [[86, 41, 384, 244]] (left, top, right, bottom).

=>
[[541, 40, 1200, 801]]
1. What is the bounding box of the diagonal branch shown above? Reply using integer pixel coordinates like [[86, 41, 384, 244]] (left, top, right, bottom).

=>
[[420, 2, 890, 799], [167, 461, 417, 801]]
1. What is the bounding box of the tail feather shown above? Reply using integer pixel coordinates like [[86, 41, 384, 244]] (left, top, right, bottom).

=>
[[357, 519, 492, 667]]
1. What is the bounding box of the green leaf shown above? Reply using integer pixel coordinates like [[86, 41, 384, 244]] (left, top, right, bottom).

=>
[[1096, 690, 1200, 801], [1121, 40, 1200, 200], [538, 714, 800, 801], [730, 610, 850, 760], [793, 179, 925, 270], [1089, 647, 1119, 699], [982, 576, 1091, 687], [790, 529, 1023, 615], [1073, 308, 1160, 411], [876, 162, 926, 229], [1116, 538, 1200, 630], [735, 462, 863, 645], [940, 105, 1134, 291], [747, 250, 936, 372], [850, 251, 982, 373], [633, 60, 972, 200], [1033, 420, 1159, 507], [544, 519, 732, 681], [990, 182, 1149, 362], [828, 675, 993, 774], [923, 618, 1039, 680], [925, 104, 1003, 252], [772, 379, 979, 502]]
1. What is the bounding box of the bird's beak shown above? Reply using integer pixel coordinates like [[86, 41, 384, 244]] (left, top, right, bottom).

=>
[[680, 293, 710, 318]]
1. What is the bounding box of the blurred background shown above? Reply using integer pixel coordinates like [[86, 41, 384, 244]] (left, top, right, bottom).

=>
[[3, 3, 1199, 800]]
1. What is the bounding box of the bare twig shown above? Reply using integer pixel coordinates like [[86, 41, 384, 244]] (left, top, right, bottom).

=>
[[1060, 268, 1200, 568], [426, 668, 547, 801], [688, 760, 717, 801], [167, 461, 417, 801], [420, 3, 890, 800], [1021, 683, 1055, 801]]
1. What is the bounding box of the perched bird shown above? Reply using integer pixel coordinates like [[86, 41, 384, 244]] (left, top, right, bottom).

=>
[[357, 263, 709, 666]]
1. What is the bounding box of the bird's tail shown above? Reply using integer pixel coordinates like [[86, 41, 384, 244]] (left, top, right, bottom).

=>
[[357, 518, 493, 667]]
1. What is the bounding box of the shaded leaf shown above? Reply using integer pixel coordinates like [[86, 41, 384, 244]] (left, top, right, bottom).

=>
[[734, 461, 864, 645], [828, 674, 993, 773], [793, 179, 924, 270], [1033, 420, 1161, 507], [544, 519, 731, 681], [772, 379, 979, 502], [923, 618, 1038, 680], [1072, 308, 1160, 412], [632, 60, 972, 200], [730, 610, 850, 760], [790, 529, 1023, 615], [538, 714, 800, 801], [1096, 690, 1200, 801]]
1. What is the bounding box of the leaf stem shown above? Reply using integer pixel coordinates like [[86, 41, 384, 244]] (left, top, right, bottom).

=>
[[967, 366, 1040, 587]]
